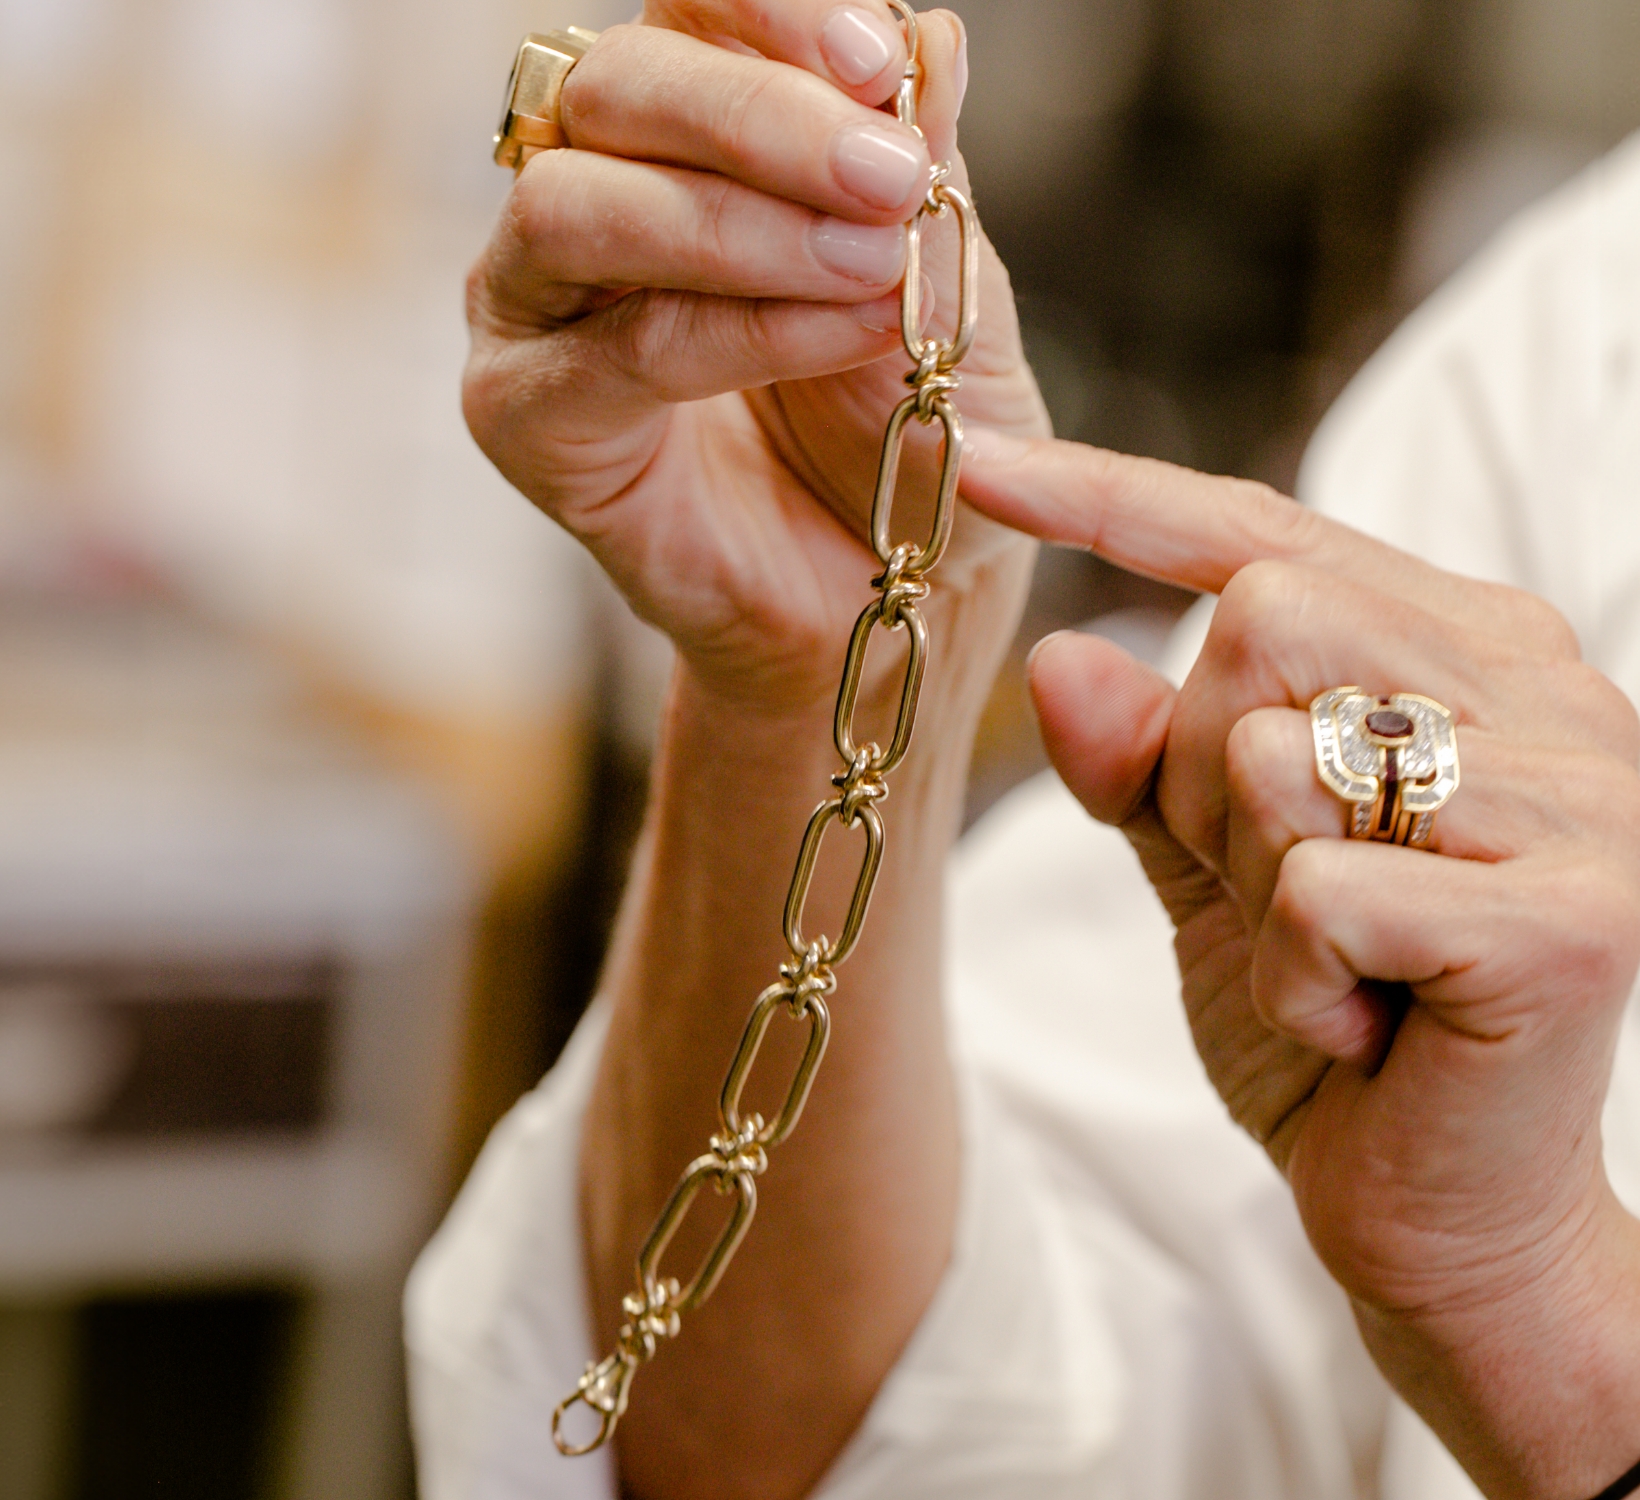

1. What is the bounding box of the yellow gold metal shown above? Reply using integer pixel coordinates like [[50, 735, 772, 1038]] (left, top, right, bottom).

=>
[[1311, 687, 1460, 848], [542, 0, 977, 1451], [494, 28, 600, 171], [783, 799, 887, 966], [638, 1153, 760, 1313], [870, 393, 963, 572], [903, 175, 980, 371], [719, 984, 832, 1148], [834, 594, 929, 776]]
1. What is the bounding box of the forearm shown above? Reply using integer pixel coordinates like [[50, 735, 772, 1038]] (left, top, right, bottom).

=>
[[581, 548, 1032, 1499], [1358, 1191, 1640, 1500]]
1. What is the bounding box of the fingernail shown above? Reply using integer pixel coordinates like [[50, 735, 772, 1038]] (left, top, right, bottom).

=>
[[963, 424, 1032, 464], [811, 217, 905, 284], [820, 6, 900, 87], [850, 275, 930, 332], [1026, 630, 1072, 671], [851, 293, 900, 333], [832, 122, 927, 210], [953, 23, 969, 114]]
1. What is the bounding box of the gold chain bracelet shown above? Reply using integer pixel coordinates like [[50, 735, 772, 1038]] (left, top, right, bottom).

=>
[[552, 1, 979, 1455]]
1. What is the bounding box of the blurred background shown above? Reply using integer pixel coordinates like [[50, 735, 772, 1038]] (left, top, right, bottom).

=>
[[0, 0, 1635, 1494]]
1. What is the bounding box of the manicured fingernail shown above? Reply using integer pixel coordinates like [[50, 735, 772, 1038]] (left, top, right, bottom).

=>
[[820, 6, 900, 87], [832, 122, 927, 209], [1025, 630, 1072, 671], [850, 274, 931, 332], [953, 24, 969, 114], [963, 424, 1032, 464], [811, 217, 905, 284]]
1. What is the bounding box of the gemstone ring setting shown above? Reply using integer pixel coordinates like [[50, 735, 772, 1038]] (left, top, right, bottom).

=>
[[1310, 688, 1460, 847]]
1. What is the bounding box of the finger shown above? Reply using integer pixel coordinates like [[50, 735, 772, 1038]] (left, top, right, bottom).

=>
[[486, 152, 907, 326], [1158, 560, 1636, 873], [562, 25, 931, 224], [465, 291, 915, 492], [902, 10, 966, 163], [1224, 707, 1610, 929], [1028, 629, 1175, 826], [1028, 630, 1228, 931], [644, 0, 908, 105], [1252, 836, 1640, 1065], [958, 426, 1582, 659]]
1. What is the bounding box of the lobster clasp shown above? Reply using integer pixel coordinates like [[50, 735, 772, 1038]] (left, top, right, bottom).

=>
[[551, 1352, 637, 1456]]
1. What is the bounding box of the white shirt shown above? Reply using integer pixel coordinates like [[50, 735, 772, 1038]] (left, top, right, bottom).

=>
[[405, 130, 1640, 1500]]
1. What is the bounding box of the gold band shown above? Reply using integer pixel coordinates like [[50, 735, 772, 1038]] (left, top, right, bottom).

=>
[[1311, 688, 1460, 849], [494, 27, 600, 171]]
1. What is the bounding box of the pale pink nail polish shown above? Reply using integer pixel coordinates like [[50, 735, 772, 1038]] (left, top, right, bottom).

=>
[[953, 25, 969, 114], [810, 218, 905, 284], [820, 6, 900, 87], [851, 274, 931, 332], [832, 122, 927, 210], [850, 293, 901, 333]]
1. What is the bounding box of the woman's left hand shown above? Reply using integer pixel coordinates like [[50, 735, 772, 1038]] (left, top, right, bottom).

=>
[[958, 429, 1640, 1500]]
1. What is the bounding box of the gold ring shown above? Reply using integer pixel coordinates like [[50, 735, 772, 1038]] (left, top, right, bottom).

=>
[[494, 28, 601, 172], [1311, 688, 1460, 847]]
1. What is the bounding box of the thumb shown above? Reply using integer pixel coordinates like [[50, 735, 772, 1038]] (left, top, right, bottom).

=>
[[1028, 629, 1172, 825], [1029, 630, 1221, 929]]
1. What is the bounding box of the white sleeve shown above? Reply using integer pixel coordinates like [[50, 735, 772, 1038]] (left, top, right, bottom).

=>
[[405, 1008, 617, 1500], [1297, 130, 1640, 666]]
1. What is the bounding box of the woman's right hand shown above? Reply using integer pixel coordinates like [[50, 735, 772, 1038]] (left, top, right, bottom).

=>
[[462, 1, 1049, 714]]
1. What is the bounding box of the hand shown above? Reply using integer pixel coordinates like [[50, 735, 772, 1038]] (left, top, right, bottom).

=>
[[959, 430, 1640, 1500], [463, 1, 1048, 715]]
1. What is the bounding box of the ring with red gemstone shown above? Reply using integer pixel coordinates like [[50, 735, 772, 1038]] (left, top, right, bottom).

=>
[[1310, 688, 1460, 847]]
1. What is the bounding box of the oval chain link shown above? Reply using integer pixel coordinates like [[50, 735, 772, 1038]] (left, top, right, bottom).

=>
[[553, 0, 980, 1455]]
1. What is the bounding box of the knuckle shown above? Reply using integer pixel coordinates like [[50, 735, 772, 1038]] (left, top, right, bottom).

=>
[[459, 346, 502, 452], [1224, 710, 1300, 818], [463, 255, 493, 333], [500, 155, 580, 282], [1213, 559, 1313, 666], [1542, 865, 1640, 1006], [726, 299, 788, 382], [1269, 837, 1346, 937], [602, 291, 688, 390], [1539, 659, 1640, 761], [718, 66, 782, 164], [691, 175, 741, 281], [1480, 580, 1582, 659], [1578, 664, 1640, 761], [557, 33, 612, 134], [1236, 479, 1330, 556]]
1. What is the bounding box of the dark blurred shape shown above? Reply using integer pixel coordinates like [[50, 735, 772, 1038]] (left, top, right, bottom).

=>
[[68, 1290, 296, 1500], [94, 994, 331, 1141], [0, 962, 335, 1142], [0, 512, 471, 1500]]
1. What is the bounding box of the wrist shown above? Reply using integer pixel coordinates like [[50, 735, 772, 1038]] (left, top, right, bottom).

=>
[[669, 529, 1035, 782], [1357, 1190, 1640, 1500]]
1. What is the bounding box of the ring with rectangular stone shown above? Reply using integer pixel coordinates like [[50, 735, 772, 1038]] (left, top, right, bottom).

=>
[[494, 28, 601, 171]]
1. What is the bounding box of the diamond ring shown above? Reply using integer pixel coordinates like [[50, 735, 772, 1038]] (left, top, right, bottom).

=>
[[1311, 688, 1460, 847]]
